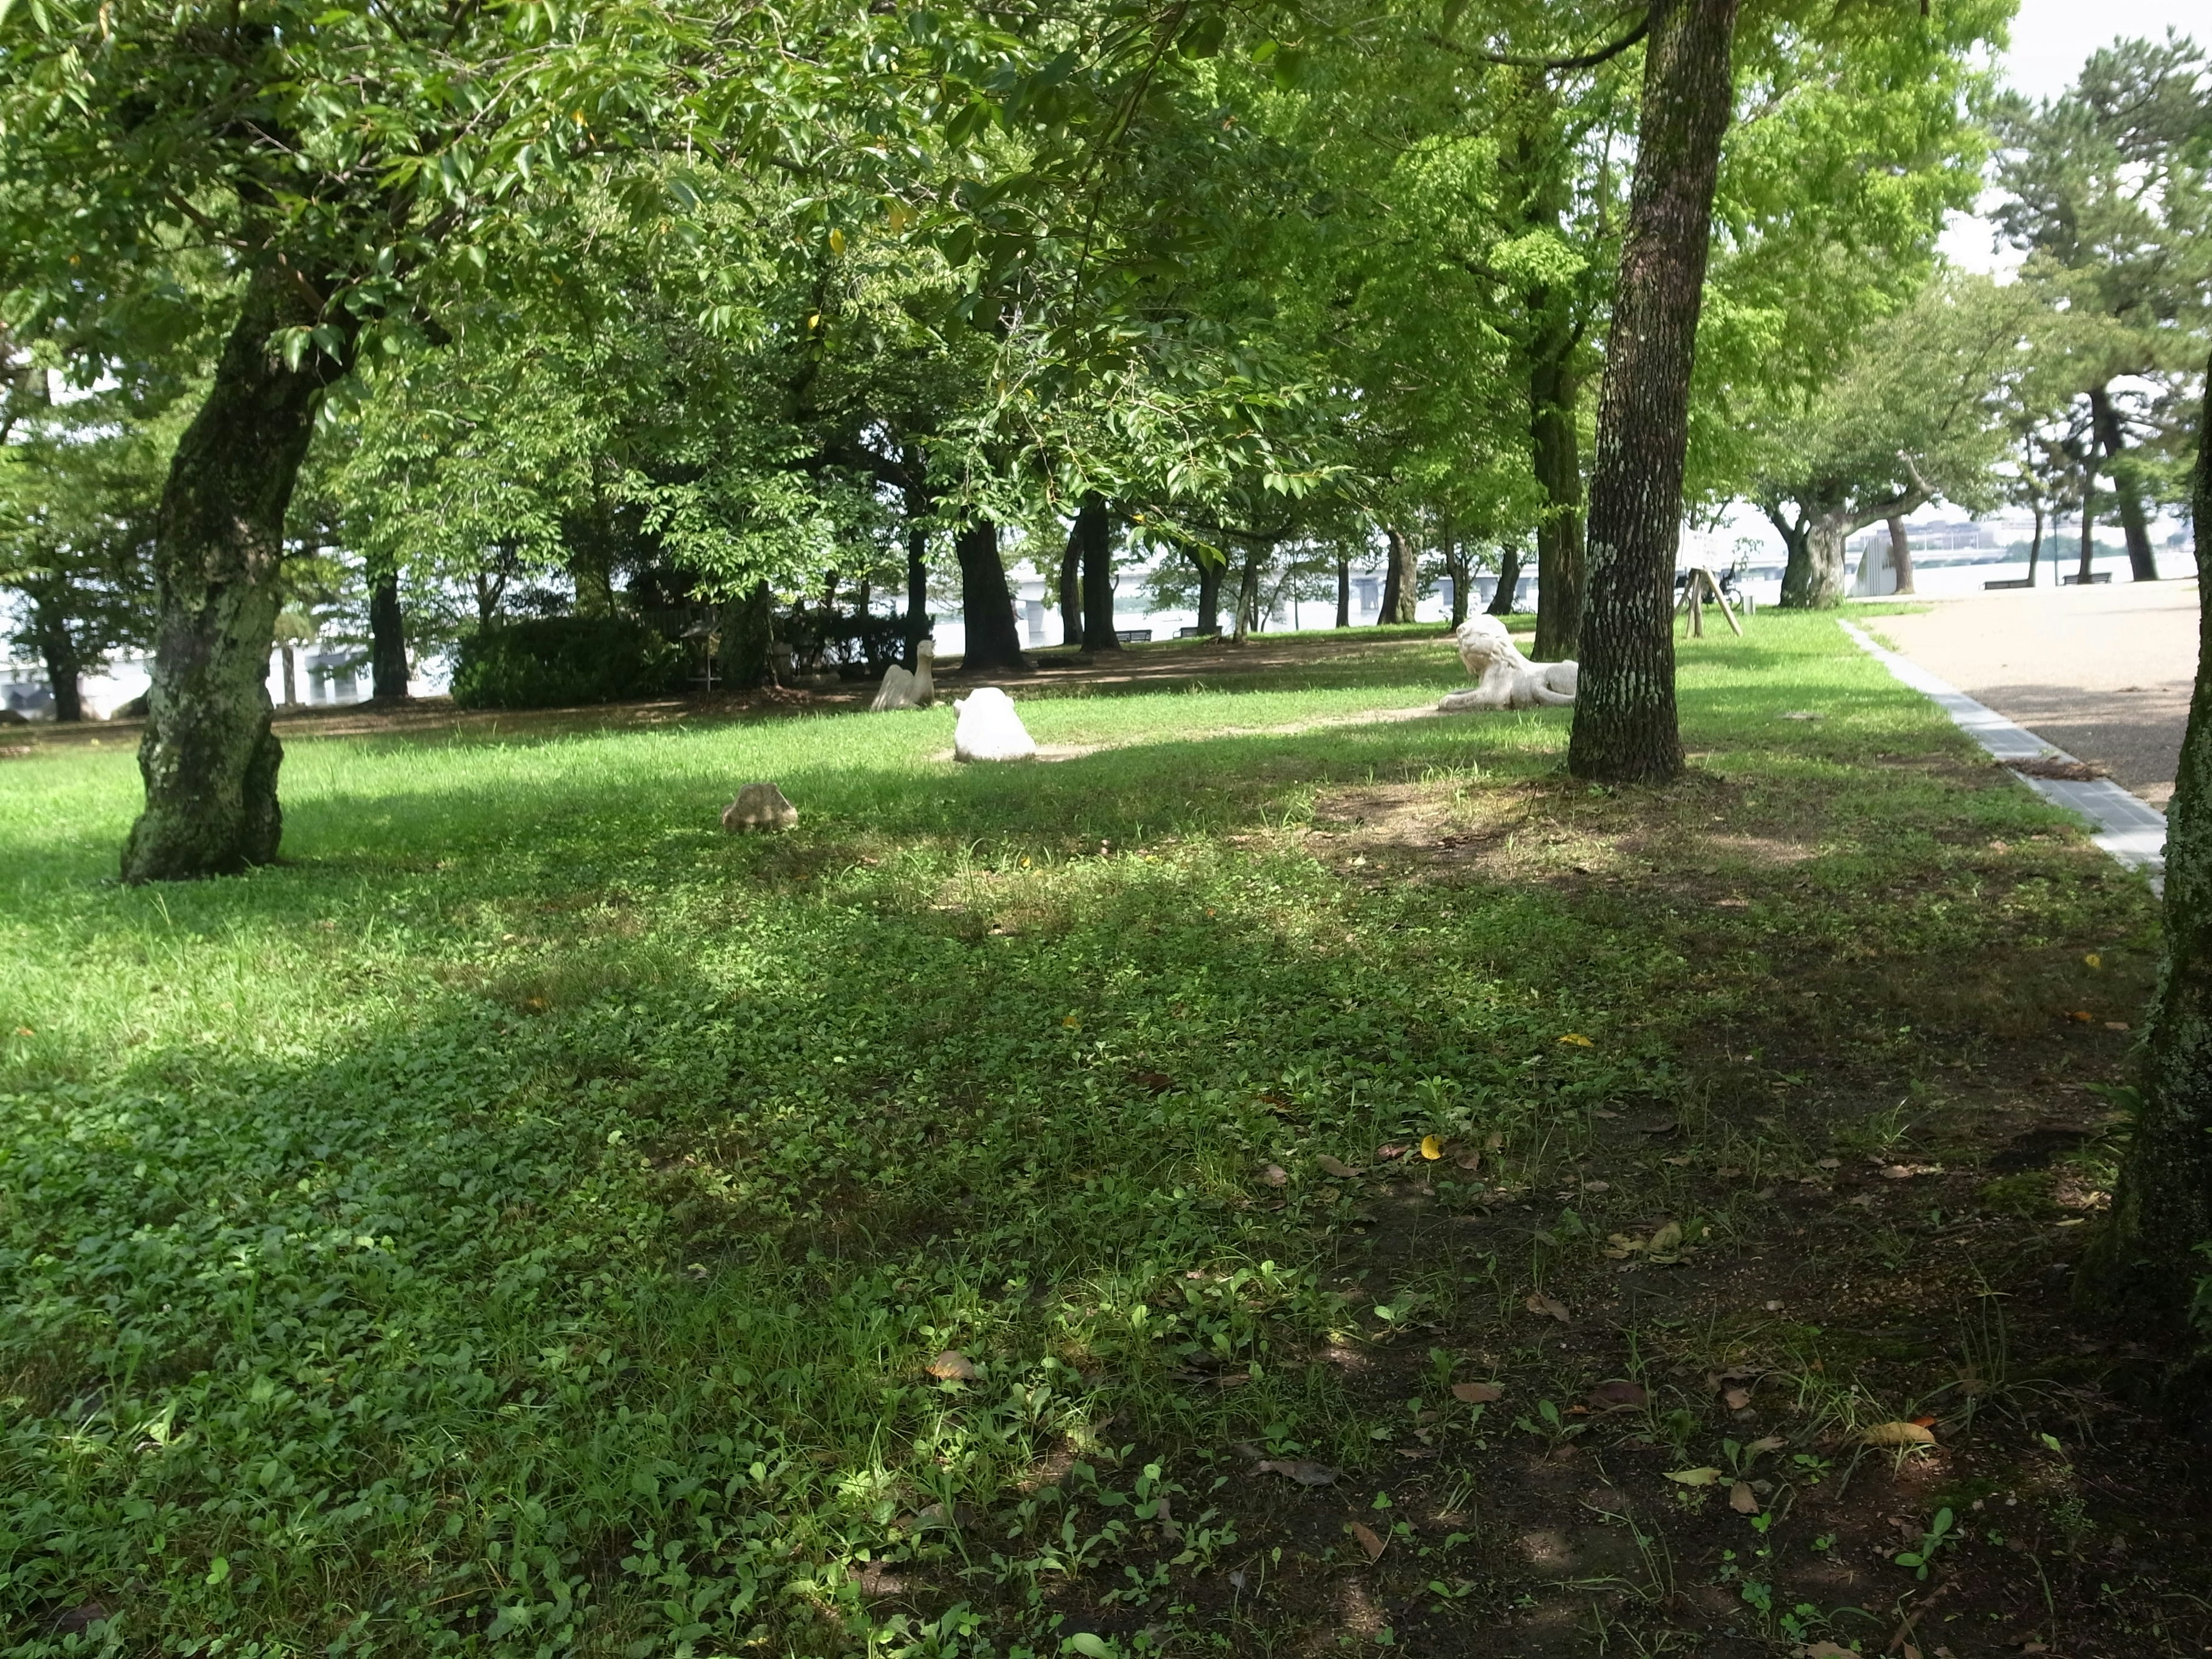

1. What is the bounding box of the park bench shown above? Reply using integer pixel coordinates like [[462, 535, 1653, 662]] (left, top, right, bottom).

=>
[[1116, 628, 1155, 643], [1983, 578, 2033, 590], [1176, 626, 1219, 639], [2061, 572, 2112, 585]]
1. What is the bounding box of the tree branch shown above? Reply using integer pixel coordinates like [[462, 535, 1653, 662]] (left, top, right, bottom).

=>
[[1424, 7, 1651, 73]]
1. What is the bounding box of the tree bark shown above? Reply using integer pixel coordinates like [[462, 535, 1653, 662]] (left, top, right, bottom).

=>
[[122, 266, 342, 882], [1194, 551, 1224, 637], [1377, 526, 1419, 624], [1488, 545, 1524, 615], [1444, 531, 1471, 628], [1077, 491, 1120, 653], [955, 520, 1026, 672], [281, 643, 299, 707], [720, 579, 774, 689], [1529, 335, 1586, 659], [1232, 546, 1263, 643], [31, 590, 84, 722], [1569, 0, 1739, 785], [2077, 490, 2096, 584], [368, 568, 410, 700], [904, 510, 931, 671], [1058, 521, 1083, 646], [2027, 502, 2043, 585], [1335, 551, 1350, 627], [1885, 514, 1915, 596], [2089, 383, 2160, 582], [2081, 347, 2212, 1322]]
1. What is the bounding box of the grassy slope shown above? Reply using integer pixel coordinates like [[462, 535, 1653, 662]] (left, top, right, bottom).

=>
[[0, 614, 2181, 1656]]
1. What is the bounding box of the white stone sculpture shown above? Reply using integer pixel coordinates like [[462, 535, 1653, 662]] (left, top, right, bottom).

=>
[[952, 687, 1036, 762], [722, 782, 799, 832], [870, 640, 936, 711], [1437, 614, 1578, 712]]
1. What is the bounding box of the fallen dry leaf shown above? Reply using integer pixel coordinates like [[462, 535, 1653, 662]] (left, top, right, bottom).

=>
[[1666, 1467, 1722, 1487], [1729, 1480, 1758, 1514], [1455, 1151, 1482, 1172], [1592, 1108, 1620, 1119], [1747, 1435, 1788, 1454], [1862, 1421, 1937, 1448], [1723, 1386, 1752, 1411], [1376, 1143, 1408, 1161], [1419, 1134, 1444, 1161], [1525, 1292, 1571, 1323], [1133, 1070, 1175, 1094], [1316, 1154, 1363, 1179], [1262, 1164, 1289, 1187], [1255, 1458, 1338, 1486], [1800, 1644, 1855, 1658], [925, 1350, 976, 1381], [1558, 1032, 1594, 1047], [1588, 1380, 1648, 1409], [1452, 1380, 1504, 1404], [1347, 1520, 1385, 1561]]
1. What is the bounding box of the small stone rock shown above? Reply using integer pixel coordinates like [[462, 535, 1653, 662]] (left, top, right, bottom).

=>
[[721, 782, 798, 833]]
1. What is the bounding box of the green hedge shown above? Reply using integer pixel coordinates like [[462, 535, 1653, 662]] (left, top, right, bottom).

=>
[[450, 617, 685, 710]]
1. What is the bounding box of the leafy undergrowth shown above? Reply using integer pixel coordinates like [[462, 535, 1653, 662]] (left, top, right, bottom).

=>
[[1, 613, 2203, 1657]]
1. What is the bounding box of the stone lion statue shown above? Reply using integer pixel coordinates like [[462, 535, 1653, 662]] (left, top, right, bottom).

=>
[[1438, 614, 1577, 711], [871, 639, 936, 711]]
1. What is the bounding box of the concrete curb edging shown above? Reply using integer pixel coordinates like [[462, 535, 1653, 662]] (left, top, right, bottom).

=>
[[1839, 620, 2166, 892]]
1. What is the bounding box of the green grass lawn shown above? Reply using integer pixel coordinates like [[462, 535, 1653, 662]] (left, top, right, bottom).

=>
[[1, 613, 2192, 1657]]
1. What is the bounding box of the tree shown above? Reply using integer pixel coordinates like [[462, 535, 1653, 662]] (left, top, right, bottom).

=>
[[1567, 0, 1738, 784], [1755, 275, 2032, 607], [0, 379, 165, 720], [2084, 349, 2212, 1324], [1991, 35, 2212, 584]]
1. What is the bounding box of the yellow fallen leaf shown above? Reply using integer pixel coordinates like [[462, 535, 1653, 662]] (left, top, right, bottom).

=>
[[1062, 1015, 1081, 1028], [1665, 1467, 1722, 1486], [828, 227, 847, 254], [1648, 1221, 1683, 1252], [2084, 952, 2101, 968], [1347, 1519, 1385, 1561], [1420, 1134, 1444, 1161], [1558, 1032, 1594, 1047], [1861, 1421, 1936, 1447]]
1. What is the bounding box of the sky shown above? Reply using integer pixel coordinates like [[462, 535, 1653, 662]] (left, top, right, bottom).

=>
[[1937, 0, 2206, 272]]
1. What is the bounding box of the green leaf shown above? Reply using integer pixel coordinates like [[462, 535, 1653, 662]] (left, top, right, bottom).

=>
[[1067, 1635, 1112, 1658]]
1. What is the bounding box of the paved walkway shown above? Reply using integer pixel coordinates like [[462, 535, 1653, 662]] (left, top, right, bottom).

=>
[[1872, 581, 2200, 808]]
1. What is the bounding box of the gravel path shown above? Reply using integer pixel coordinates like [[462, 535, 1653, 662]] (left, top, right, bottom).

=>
[[1872, 582, 2200, 808]]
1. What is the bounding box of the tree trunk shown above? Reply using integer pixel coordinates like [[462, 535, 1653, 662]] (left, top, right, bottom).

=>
[[1377, 526, 1419, 624], [1885, 514, 1915, 596], [1077, 492, 1120, 653], [904, 514, 930, 670], [1778, 508, 1851, 608], [122, 267, 342, 882], [1445, 536, 1471, 628], [31, 592, 84, 722], [719, 580, 775, 689], [1529, 333, 1586, 659], [368, 569, 410, 700], [2089, 383, 2160, 582], [955, 520, 1026, 672], [2077, 491, 2096, 584], [2027, 502, 2043, 585], [1335, 552, 1350, 627], [1489, 545, 1524, 615], [1568, 0, 1738, 785], [1232, 547, 1262, 643], [1058, 521, 1084, 646], [2081, 347, 2212, 1321], [281, 643, 298, 707], [1195, 551, 1224, 637]]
